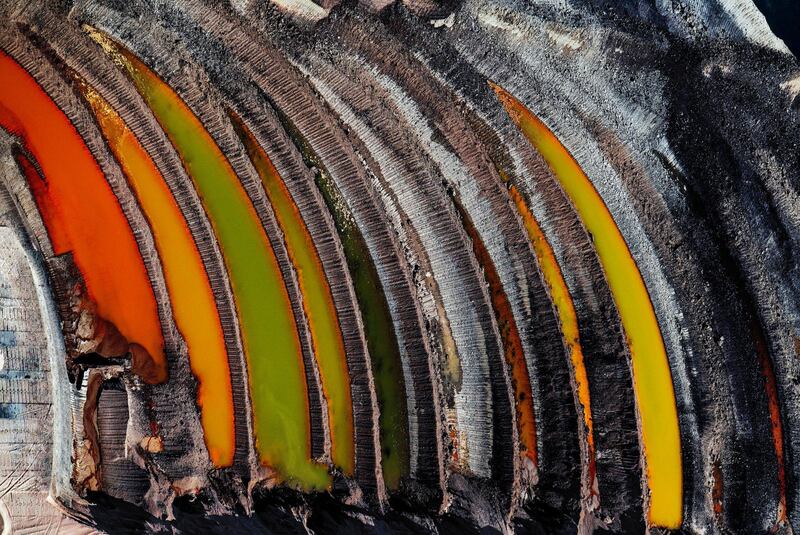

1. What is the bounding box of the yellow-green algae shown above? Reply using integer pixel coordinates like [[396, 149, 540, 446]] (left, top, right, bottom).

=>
[[229, 111, 355, 475], [272, 105, 410, 489]]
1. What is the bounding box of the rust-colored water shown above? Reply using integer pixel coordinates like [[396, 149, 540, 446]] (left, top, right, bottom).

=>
[[229, 111, 355, 475], [507, 182, 597, 495], [492, 82, 682, 528], [752, 319, 787, 527], [15, 152, 70, 251], [74, 76, 235, 468], [0, 49, 166, 383], [87, 29, 330, 489], [451, 195, 538, 465]]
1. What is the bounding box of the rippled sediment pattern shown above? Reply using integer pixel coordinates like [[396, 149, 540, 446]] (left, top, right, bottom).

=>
[[451, 192, 537, 466], [0, 0, 798, 533]]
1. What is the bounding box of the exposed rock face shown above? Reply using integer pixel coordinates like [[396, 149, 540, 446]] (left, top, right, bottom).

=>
[[0, 0, 797, 533]]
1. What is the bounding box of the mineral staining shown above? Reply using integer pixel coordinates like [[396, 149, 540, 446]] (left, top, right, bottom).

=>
[[273, 111, 410, 489], [753, 318, 788, 525], [0, 49, 167, 383], [506, 179, 598, 495], [74, 76, 235, 468], [492, 83, 682, 527], [86, 30, 329, 489], [229, 110, 355, 475], [451, 193, 538, 466]]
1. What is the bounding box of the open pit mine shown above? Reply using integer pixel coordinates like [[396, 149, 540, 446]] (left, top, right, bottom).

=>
[[0, 0, 798, 532]]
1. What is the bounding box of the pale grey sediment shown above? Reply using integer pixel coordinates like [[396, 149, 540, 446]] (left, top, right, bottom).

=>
[[0, 147, 91, 533]]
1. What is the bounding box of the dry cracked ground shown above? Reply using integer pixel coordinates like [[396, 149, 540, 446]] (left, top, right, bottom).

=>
[[0, 0, 799, 533]]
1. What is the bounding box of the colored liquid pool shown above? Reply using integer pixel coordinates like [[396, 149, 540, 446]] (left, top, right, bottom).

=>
[[492, 83, 682, 528], [506, 180, 597, 495], [272, 107, 410, 489], [75, 75, 235, 468], [0, 49, 166, 383], [229, 111, 355, 475], [88, 29, 329, 489]]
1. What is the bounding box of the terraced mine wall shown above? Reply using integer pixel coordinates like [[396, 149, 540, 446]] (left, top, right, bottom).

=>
[[0, 0, 798, 533]]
